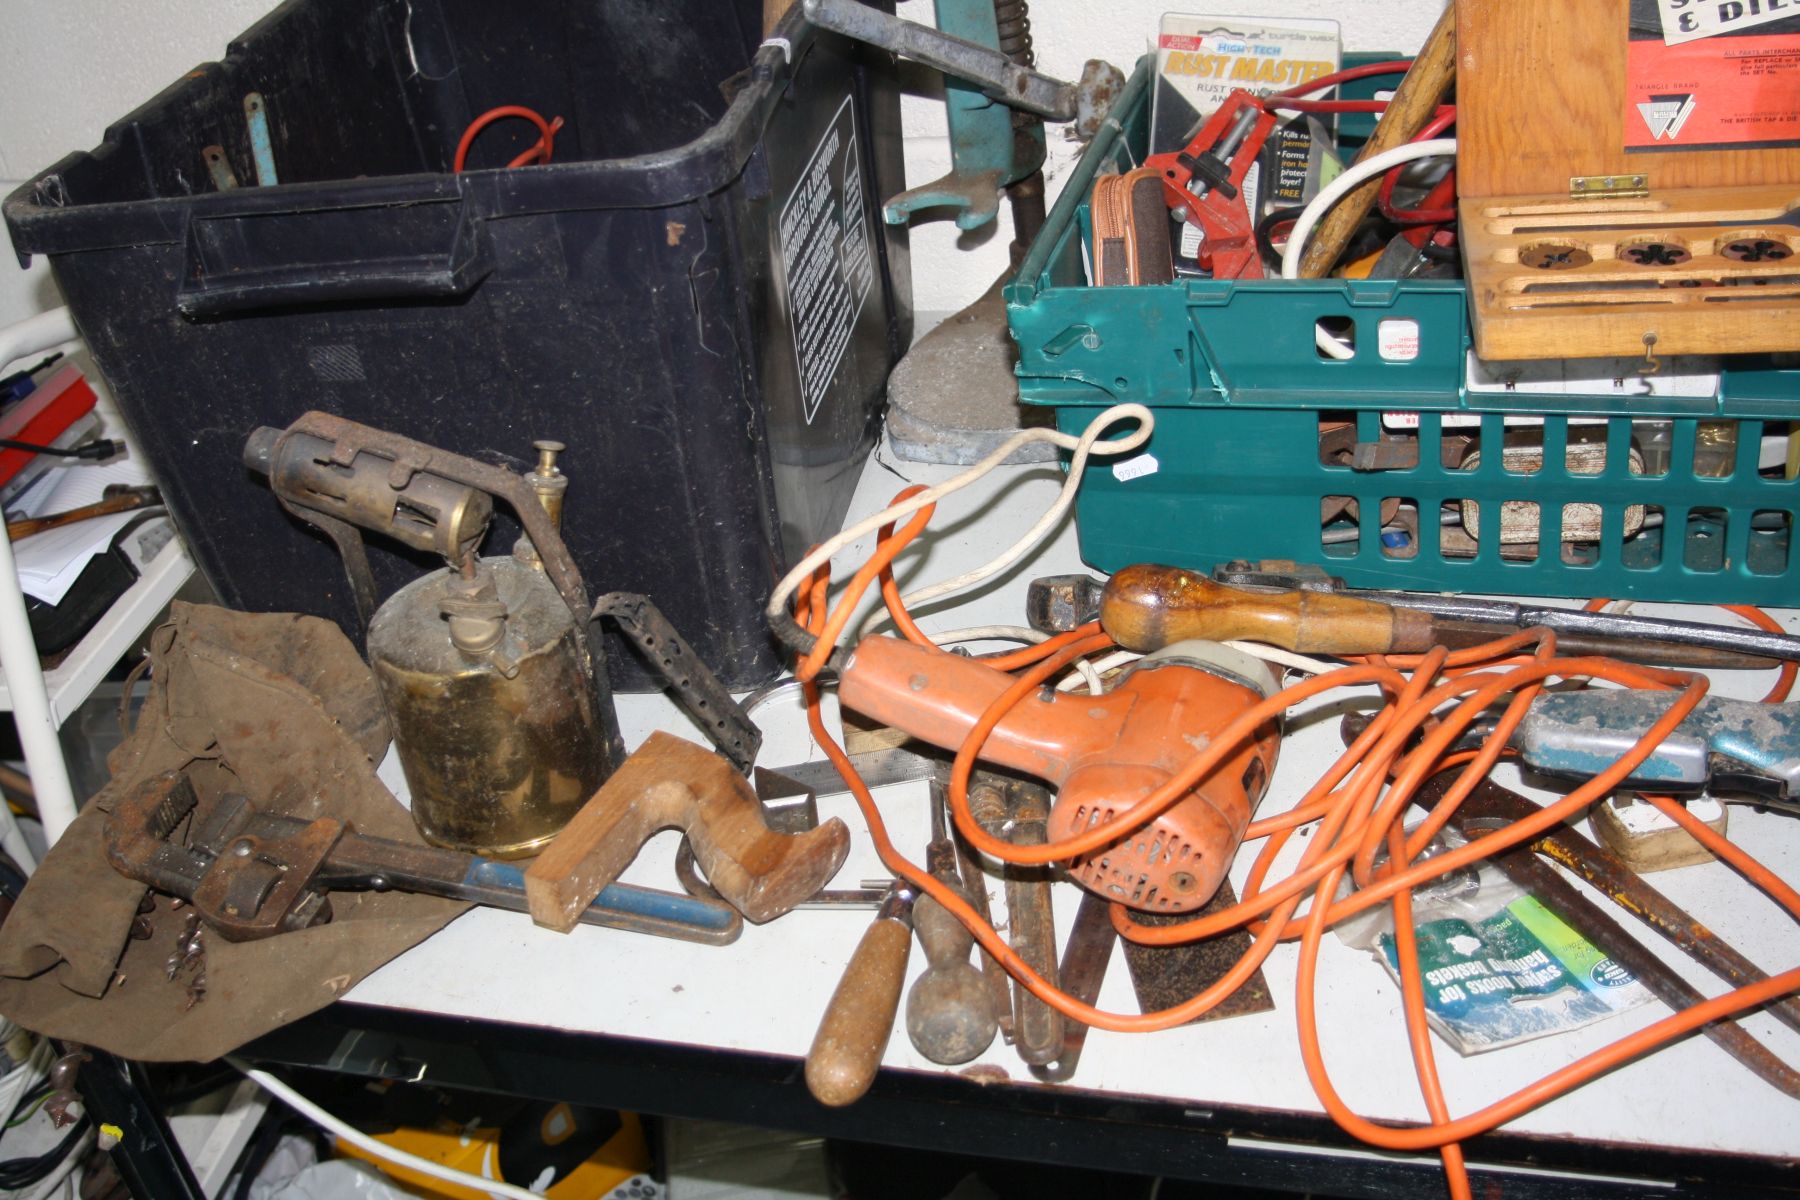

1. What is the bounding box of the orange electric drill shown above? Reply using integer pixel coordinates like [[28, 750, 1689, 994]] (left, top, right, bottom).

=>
[[837, 637, 1281, 913]]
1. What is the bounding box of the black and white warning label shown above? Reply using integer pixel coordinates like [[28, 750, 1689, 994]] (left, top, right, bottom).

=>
[[777, 95, 875, 426]]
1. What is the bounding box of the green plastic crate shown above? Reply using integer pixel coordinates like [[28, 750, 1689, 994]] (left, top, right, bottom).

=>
[[1005, 58, 1800, 603]]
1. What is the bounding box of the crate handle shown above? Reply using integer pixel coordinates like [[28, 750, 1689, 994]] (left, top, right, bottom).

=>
[[175, 196, 493, 316], [1041, 324, 1099, 358]]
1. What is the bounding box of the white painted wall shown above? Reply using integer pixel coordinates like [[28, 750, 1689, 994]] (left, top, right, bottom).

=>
[[0, 0, 1448, 330]]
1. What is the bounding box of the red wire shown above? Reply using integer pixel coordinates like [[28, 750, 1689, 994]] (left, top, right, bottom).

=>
[[1275, 59, 1415, 98], [1274, 98, 1398, 114], [1385, 166, 1458, 226], [453, 105, 565, 173], [1378, 108, 1459, 224]]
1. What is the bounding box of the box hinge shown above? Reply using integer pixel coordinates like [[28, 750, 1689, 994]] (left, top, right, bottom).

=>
[[1568, 174, 1649, 199]]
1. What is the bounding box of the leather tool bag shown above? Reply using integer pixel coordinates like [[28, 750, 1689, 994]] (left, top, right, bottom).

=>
[[1091, 167, 1175, 287], [0, 602, 466, 1061]]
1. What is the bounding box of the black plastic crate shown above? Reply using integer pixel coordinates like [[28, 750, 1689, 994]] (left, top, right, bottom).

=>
[[5, 0, 911, 689]]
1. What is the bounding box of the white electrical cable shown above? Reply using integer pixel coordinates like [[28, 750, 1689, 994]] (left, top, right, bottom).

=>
[[927, 626, 1106, 693], [927, 625, 1047, 648], [766, 404, 1153, 629], [14, 1129, 88, 1200], [1051, 642, 1333, 694], [230, 1063, 545, 1200], [1278, 139, 1458, 360], [897, 411, 1151, 613], [1223, 640, 1336, 676], [1315, 325, 1356, 361], [1056, 649, 1140, 693], [1280, 139, 1458, 282]]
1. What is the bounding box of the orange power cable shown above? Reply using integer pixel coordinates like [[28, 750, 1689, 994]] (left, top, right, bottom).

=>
[[788, 500, 1799, 1195]]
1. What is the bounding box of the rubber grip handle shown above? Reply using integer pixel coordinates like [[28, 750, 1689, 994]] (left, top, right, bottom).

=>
[[1099, 563, 1433, 655], [807, 907, 913, 1107]]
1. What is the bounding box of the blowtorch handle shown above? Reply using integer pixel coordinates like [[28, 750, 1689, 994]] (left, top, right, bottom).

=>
[[1100, 564, 1434, 654], [807, 888, 914, 1107]]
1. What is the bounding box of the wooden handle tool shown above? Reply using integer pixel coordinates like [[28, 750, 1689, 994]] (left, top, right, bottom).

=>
[[806, 885, 914, 1107], [1100, 563, 1436, 655], [905, 781, 998, 1065], [525, 731, 850, 931], [1295, 5, 1457, 278], [8, 486, 161, 541]]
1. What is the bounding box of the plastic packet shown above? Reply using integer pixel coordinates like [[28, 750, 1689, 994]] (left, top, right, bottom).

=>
[[1335, 828, 1652, 1054]]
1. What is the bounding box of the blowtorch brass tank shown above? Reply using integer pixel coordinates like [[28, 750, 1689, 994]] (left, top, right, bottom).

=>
[[367, 554, 608, 858]]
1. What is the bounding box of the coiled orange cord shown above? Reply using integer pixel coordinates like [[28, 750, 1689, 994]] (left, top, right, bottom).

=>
[[792, 491, 1799, 1196], [452, 105, 565, 172]]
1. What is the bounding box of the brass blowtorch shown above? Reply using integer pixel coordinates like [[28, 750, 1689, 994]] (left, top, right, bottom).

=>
[[245, 414, 618, 857], [246, 413, 758, 859]]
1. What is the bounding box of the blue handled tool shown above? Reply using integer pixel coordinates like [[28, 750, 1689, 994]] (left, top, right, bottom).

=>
[[106, 772, 743, 946], [1511, 693, 1800, 814]]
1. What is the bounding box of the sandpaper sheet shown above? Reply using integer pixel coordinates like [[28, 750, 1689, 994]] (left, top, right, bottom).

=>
[[1124, 881, 1274, 1023]]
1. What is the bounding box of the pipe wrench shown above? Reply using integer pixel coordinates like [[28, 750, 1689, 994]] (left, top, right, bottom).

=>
[[104, 772, 743, 946]]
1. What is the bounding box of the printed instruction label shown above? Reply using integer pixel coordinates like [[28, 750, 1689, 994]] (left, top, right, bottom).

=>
[[1376, 318, 1420, 362], [1657, 0, 1798, 45], [1377, 895, 1651, 1053], [1627, 7, 1800, 150], [777, 95, 876, 425], [1152, 13, 1339, 238]]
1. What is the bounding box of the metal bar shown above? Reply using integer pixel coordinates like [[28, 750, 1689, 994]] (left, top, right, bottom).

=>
[[1347, 589, 1800, 662], [320, 837, 744, 946], [592, 592, 761, 773], [801, 0, 1075, 120], [1029, 891, 1115, 1083], [79, 1050, 206, 1200], [1533, 827, 1800, 1038], [763, 747, 945, 796], [244, 93, 279, 186], [979, 778, 1062, 1065]]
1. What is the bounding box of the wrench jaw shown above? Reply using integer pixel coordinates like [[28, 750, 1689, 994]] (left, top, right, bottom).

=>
[[105, 774, 348, 942], [187, 818, 348, 942], [104, 773, 208, 899]]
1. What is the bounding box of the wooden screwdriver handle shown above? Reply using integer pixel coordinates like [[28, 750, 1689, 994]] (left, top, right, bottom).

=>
[[1099, 564, 1435, 655], [806, 891, 913, 1107], [1295, 5, 1457, 278]]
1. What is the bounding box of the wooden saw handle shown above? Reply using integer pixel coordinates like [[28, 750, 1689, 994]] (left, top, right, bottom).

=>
[[525, 732, 850, 931], [1099, 564, 1435, 655], [1295, 5, 1457, 278]]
